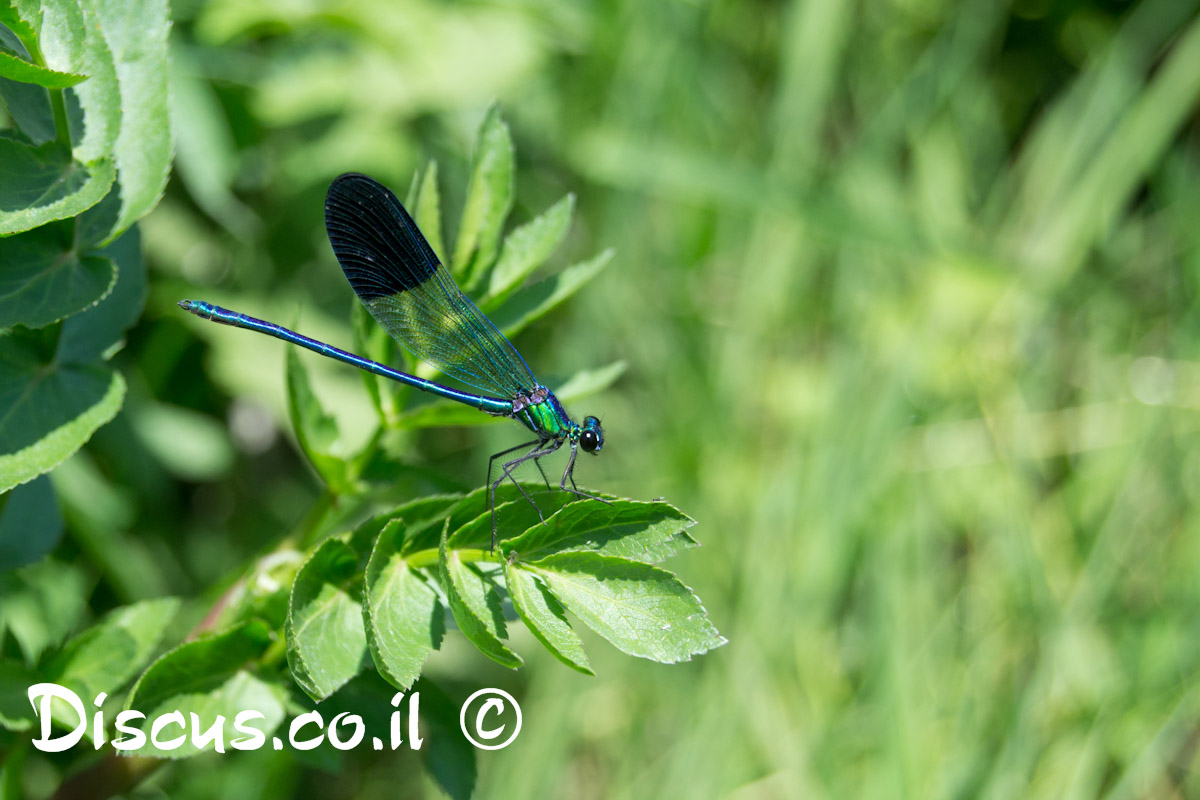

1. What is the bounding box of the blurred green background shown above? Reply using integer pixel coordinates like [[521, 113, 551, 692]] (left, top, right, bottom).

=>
[[40, 0, 1200, 796]]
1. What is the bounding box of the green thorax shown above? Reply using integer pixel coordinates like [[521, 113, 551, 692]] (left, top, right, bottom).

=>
[[515, 387, 578, 441]]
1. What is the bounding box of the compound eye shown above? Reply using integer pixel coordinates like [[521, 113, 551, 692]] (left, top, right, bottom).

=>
[[580, 429, 600, 453]]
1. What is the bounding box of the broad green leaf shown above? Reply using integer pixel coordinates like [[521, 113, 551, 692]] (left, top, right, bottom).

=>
[[414, 159, 445, 262], [0, 337, 125, 493], [504, 562, 592, 675], [36, 0, 121, 163], [0, 559, 87, 664], [50, 598, 179, 698], [0, 659, 36, 730], [401, 482, 559, 554], [554, 360, 627, 405], [0, 227, 144, 492], [363, 519, 443, 690], [0, 9, 53, 142], [495, 248, 613, 338], [285, 346, 353, 493], [140, 671, 287, 759], [0, 21, 85, 88], [438, 524, 522, 668], [286, 537, 367, 701], [0, 223, 116, 329], [57, 225, 145, 358], [0, 139, 115, 236], [0, 6, 37, 46], [502, 499, 698, 563], [125, 622, 284, 759], [86, 0, 173, 240], [125, 621, 273, 714], [525, 552, 725, 663], [447, 494, 576, 550], [0, 53, 86, 88], [45, 597, 179, 733], [354, 494, 462, 556], [0, 80, 55, 143], [484, 193, 574, 306], [453, 105, 513, 287], [0, 475, 62, 571]]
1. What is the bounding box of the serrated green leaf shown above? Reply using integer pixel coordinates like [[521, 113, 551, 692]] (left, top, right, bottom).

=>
[[484, 193, 574, 306], [38, 0, 121, 163], [45, 597, 179, 734], [401, 482, 558, 555], [0, 139, 115, 236], [438, 524, 522, 668], [0, 225, 115, 330], [525, 552, 725, 663], [125, 621, 284, 759], [364, 519, 443, 690], [146, 671, 286, 759], [495, 248, 613, 338], [503, 499, 698, 563], [285, 346, 352, 493], [0, 79, 56, 143], [0, 348, 125, 494], [0, 658, 36, 730], [0, 51, 86, 88], [0, 227, 143, 492], [505, 562, 592, 675], [414, 160, 445, 262], [453, 105, 513, 287], [447, 494, 576, 550], [85, 0, 173, 240], [0, 475, 62, 571], [0, 6, 37, 47], [125, 620, 273, 714], [286, 537, 367, 701], [354, 494, 462, 556], [0, 20, 53, 141], [51, 598, 179, 697], [57, 225, 145, 359]]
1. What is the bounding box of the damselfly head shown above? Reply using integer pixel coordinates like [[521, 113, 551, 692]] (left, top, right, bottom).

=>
[[579, 415, 604, 454]]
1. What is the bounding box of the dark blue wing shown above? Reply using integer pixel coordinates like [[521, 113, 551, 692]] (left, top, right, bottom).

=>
[[324, 173, 538, 399]]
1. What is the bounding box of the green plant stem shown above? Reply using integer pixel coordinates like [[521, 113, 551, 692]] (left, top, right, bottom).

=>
[[23, 34, 73, 150], [259, 634, 289, 670], [47, 88, 72, 150], [405, 546, 499, 569]]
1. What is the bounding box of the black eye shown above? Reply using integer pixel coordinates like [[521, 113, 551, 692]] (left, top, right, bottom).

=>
[[580, 429, 600, 453]]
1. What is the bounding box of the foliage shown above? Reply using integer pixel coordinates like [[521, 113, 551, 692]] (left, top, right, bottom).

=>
[[0, 6, 717, 796], [5, 0, 1200, 799], [0, 0, 172, 571]]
